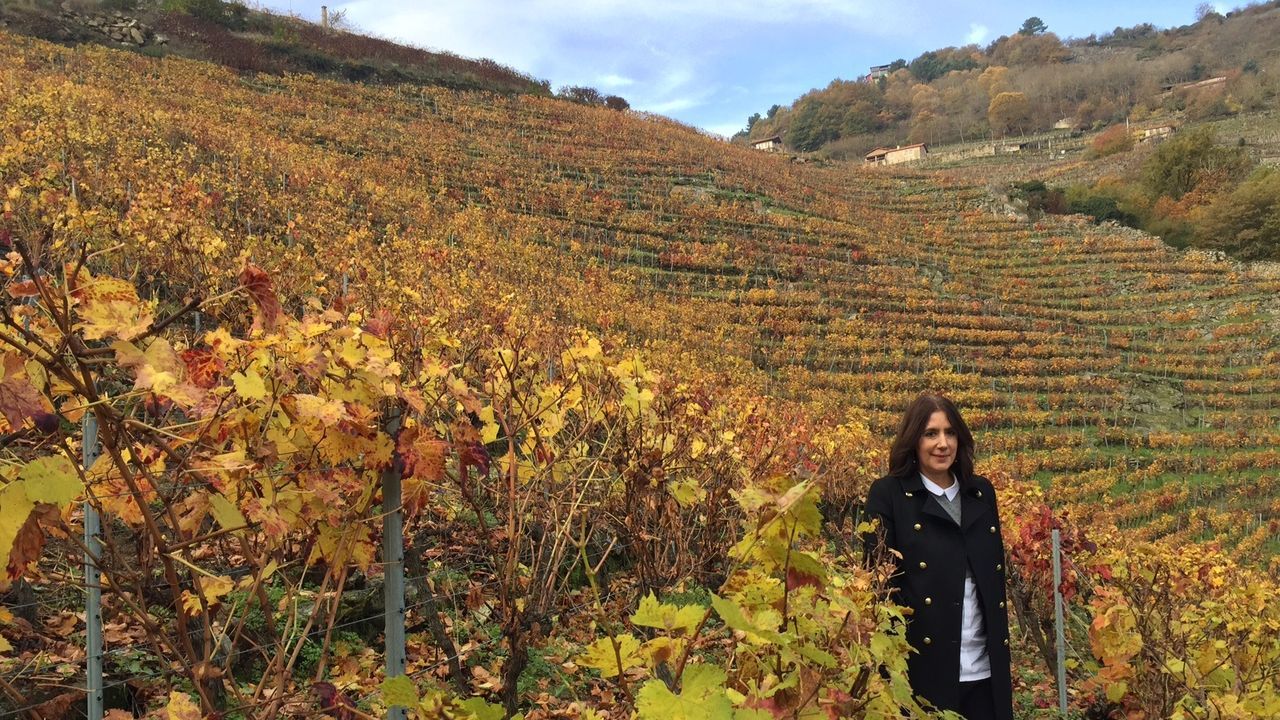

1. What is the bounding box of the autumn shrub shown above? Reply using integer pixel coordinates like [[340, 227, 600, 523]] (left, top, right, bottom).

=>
[[578, 474, 936, 719], [1081, 542, 1280, 718], [1089, 125, 1135, 158]]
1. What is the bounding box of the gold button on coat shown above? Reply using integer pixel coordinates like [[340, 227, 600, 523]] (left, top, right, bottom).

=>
[[913, 523, 922, 531], [996, 564, 1003, 571], [990, 526, 996, 533], [924, 597, 932, 605], [923, 637, 932, 645], [976, 490, 983, 497], [999, 601, 1006, 608], [919, 561, 927, 569], [1003, 638, 1009, 646], [905, 491, 914, 497]]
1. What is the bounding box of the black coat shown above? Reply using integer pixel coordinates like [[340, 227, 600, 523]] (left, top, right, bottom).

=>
[[862, 471, 1013, 720]]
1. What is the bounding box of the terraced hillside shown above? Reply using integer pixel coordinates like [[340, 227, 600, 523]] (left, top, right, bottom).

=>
[[7, 26, 1280, 719], [3, 30, 1279, 564]]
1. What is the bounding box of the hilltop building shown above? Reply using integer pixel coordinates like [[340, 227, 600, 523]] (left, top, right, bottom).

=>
[[865, 64, 893, 83], [865, 143, 928, 165], [751, 135, 783, 152]]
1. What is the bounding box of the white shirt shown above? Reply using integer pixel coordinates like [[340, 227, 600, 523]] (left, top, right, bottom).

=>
[[920, 473, 992, 682]]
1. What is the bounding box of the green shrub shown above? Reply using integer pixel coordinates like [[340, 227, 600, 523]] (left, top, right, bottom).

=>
[[172, 0, 249, 31], [1141, 127, 1253, 200], [1065, 184, 1140, 226]]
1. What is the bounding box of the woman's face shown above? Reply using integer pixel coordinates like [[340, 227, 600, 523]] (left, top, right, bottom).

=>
[[916, 410, 957, 477]]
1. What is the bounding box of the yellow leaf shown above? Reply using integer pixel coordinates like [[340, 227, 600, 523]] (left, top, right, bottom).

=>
[[667, 479, 705, 508], [19, 456, 82, 505], [230, 369, 267, 401], [292, 394, 348, 427], [208, 493, 247, 533], [181, 576, 234, 615], [165, 691, 203, 720], [199, 575, 234, 603], [578, 635, 643, 678], [74, 273, 155, 341], [631, 592, 705, 635], [114, 339, 204, 408]]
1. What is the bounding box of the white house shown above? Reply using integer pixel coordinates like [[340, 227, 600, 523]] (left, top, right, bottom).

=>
[[751, 135, 783, 152]]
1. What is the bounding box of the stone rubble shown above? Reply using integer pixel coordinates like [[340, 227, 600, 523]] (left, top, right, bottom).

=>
[[59, 2, 166, 47]]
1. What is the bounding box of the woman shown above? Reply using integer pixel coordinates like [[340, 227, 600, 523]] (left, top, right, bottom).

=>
[[862, 393, 1013, 720]]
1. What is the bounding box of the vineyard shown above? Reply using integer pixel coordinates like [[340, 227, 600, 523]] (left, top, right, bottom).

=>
[[2, 28, 1280, 719]]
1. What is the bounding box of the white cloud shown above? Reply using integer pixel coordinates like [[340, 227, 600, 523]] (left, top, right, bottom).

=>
[[965, 23, 988, 44], [333, 0, 912, 124], [597, 73, 635, 88], [705, 121, 746, 138]]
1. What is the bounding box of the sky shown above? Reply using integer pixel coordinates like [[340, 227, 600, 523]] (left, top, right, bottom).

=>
[[262, 1, 1224, 138]]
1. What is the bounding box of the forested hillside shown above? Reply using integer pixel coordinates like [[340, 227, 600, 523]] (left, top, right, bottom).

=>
[[742, 2, 1280, 158], [1, 23, 1279, 720]]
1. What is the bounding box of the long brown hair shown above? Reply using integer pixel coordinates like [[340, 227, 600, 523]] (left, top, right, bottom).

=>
[[887, 393, 976, 485]]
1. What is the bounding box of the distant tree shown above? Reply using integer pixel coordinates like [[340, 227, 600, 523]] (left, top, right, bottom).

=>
[[988, 32, 1069, 65], [1195, 3, 1222, 22], [767, 104, 781, 119], [557, 85, 604, 106], [1019, 16, 1047, 36], [1142, 128, 1253, 200], [888, 58, 907, 72], [977, 66, 1010, 97], [788, 100, 843, 151], [747, 112, 762, 129], [1196, 167, 1280, 259], [908, 48, 979, 82], [987, 91, 1032, 135], [604, 95, 630, 111]]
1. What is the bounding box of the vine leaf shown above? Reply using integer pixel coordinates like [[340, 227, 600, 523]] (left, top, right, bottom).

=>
[[163, 691, 202, 720], [631, 592, 704, 636], [207, 492, 247, 534], [578, 634, 643, 678], [1, 456, 82, 581], [69, 269, 155, 341], [239, 263, 283, 332], [635, 664, 733, 719], [0, 353, 53, 432], [381, 674, 418, 708]]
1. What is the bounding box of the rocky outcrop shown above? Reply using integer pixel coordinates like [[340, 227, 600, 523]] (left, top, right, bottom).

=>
[[59, 3, 167, 47]]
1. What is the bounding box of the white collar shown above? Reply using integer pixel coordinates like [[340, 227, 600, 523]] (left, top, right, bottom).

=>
[[920, 472, 959, 501]]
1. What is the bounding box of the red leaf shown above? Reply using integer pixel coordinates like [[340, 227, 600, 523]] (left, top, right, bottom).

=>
[[180, 347, 225, 389], [363, 308, 396, 338], [6, 511, 46, 580], [460, 441, 490, 477], [239, 264, 282, 331], [6, 279, 38, 299], [311, 681, 358, 720], [786, 566, 822, 591], [0, 354, 51, 431]]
